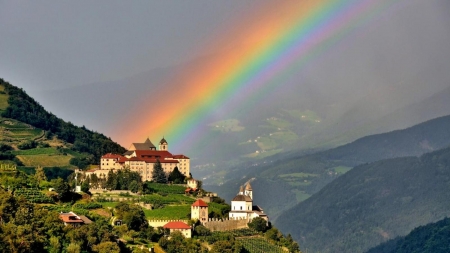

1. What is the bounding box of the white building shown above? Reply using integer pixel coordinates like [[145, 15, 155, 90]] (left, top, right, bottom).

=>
[[228, 182, 268, 221]]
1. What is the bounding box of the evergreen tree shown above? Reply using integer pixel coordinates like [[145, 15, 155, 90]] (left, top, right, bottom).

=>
[[152, 159, 167, 184], [168, 166, 185, 184]]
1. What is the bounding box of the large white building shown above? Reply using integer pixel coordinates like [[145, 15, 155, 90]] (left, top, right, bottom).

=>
[[87, 137, 190, 182], [229, 182, 268, 221]]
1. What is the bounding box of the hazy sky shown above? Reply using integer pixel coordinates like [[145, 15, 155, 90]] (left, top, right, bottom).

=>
[[2, 0, 450, 152], [0, 1, 270, 92]]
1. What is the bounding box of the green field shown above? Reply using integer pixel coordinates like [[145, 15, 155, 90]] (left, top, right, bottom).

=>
[[144, 205, 191, 219], [141, 193, 194, 205], [279, 172, 319, 179], [13, 147, 59, 156], [16, 154, 73, 167], [237, 237, 285, 253]]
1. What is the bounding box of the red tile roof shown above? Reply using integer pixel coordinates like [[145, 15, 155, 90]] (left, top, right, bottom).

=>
[[135, 150, 173, 158], [127, 157, 179, 164], [60, 213, 84, 223], [163, 221, 191, 229], [192, 199, 208, 207], [173, 154, 190, 159], [101, 153, 124, 159]]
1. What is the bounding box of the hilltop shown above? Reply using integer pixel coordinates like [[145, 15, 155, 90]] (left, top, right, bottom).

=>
[[275, 146, 450, 253], [0, 79, 125, 174], [209, 114, 450, 219]]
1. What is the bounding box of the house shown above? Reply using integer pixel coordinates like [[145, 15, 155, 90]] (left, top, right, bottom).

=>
[[163, 221, 192, 238], [59, 211, 92, 227]]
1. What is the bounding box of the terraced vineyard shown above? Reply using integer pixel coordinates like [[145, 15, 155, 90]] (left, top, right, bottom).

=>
[[14, 188, 54, 203], [237, 237, 285, 253]]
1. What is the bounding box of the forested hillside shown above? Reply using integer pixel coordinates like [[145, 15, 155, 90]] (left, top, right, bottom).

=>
[[275, 146, 450, 253], [0, 79, 125, 164], [211, 115, 450, 219], [366, 217, 450, 253]]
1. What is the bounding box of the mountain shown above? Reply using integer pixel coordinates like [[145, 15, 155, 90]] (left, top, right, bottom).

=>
[[366, 217, 450, 253], [275, 146, 450, 253], [207, 114, 450, 220], [0, 79, 125, 172]]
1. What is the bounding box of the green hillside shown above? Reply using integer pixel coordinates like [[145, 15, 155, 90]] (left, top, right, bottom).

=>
[[0, 79, 125, 171], [275, 146, 450, 253], [366, 217, 450, 253], [211, 114, 450, 219]]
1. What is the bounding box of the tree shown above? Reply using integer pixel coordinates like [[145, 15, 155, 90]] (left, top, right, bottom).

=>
[[210, 240, 234, 253], [115, 202, 148, 231], [129, 181, 139, 193], [92, 241, 120, 253], [52, 178, 71, 201], [248, 217, 268, 232], [34, 166, 47, 186], [168, 167, 185, 184], [81, 180, 90, 193], [152, 159, 167, 184], [66, 242, 81, 253]]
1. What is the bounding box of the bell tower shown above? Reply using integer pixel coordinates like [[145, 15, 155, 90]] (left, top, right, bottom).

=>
[[159, 137, 168, 151]]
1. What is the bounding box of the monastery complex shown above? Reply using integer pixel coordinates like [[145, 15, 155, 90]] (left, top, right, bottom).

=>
[[85, 137, 190, 181]]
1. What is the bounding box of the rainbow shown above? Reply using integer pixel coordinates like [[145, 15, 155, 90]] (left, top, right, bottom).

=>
[[118, 0, 402, 152]]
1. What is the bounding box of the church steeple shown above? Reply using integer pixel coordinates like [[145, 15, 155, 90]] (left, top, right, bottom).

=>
[[245, 182, 253, 200], [159, 137, 168, 151]]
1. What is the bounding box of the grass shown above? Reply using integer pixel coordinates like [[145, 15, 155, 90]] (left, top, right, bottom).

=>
[[279, 172, 319, 178], [101, 202, 119, 208], [12, 147, 59, 156], [141, 193, 194, 205], [144, 205, 191, 219], [16, 154, 74, 167]]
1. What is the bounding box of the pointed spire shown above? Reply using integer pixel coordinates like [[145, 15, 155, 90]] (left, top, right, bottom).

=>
[[245, 182, 252, 191]]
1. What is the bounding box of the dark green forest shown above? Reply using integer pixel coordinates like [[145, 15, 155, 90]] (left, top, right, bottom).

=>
[[366, 217, 450, 253], [275, 146, 450, 253], [0, 79, 126, 163]]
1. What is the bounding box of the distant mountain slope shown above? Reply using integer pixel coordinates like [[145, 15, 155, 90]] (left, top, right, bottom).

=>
[[0, 79, 125, 167], [276, 147, 450, 253], [210, 114, 450, 221], [366, 217, 450, 253]]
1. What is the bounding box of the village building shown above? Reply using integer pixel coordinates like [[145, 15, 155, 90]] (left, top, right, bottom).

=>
[[59, 211, 92, 227], [228, 182, 268, 222], [86, 137, 190, 182], [191, 199, 208, 223], [163, 221, 192, 238]]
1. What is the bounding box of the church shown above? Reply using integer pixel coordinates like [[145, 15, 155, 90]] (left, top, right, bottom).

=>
[[228, 182, 268, 221]]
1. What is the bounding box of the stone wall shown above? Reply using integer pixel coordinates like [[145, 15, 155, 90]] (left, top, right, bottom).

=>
[[203, 217, 249, 232]]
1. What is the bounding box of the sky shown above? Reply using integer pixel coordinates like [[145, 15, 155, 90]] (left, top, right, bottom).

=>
[[1, 0, 450, 155], [0, 1, 269, 91]]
